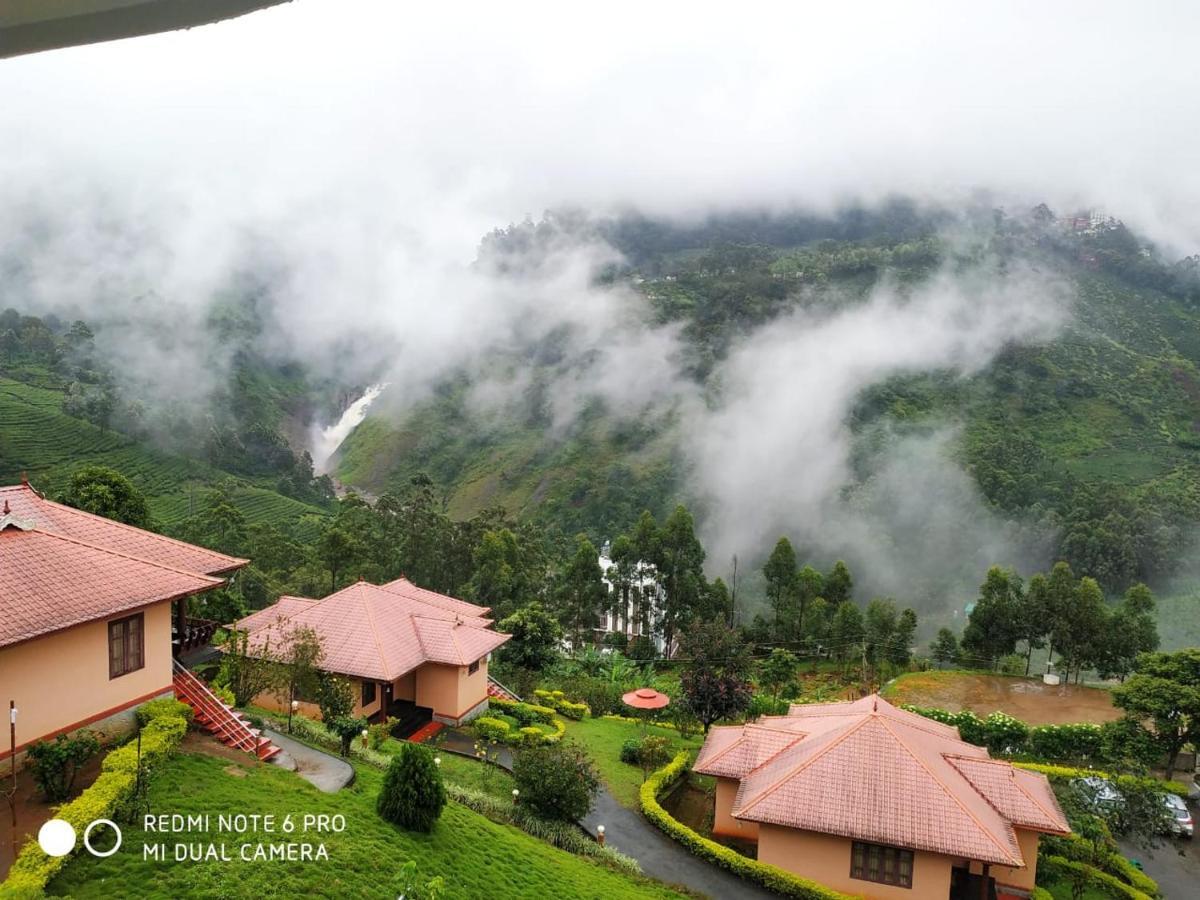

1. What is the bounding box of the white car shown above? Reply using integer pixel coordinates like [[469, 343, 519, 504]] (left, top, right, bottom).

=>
[[1073, 776, 1124, 812], [1164, 793, 1194, 839]]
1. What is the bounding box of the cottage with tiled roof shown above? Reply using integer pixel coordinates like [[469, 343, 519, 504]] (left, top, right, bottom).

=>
[[0, 482, 245, 766], [693, 694, 1070, 900], [234, 577, 510, 730]]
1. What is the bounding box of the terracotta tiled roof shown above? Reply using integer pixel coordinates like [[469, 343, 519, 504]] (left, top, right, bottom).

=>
[[694, 722, 808, 779], [699, 694, 1069, 868], [0, 524, 223, 648], [235, 579, 510, 681], [0, 483, 247, 576], [379, 576, 492, 618], [947, 756, 1071, 834]]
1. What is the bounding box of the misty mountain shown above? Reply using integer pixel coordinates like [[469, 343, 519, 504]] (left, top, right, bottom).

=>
[[333, 206, 1200, 611]]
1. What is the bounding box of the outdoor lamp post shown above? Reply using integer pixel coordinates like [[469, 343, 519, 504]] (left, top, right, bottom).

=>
[[511, 788, 519, 804], [289, 699, 299, 734], [7, 702, 16, 827], [597, 824, 605, 847], [433, 756, 441, 767], [361, 728, 369, 749]]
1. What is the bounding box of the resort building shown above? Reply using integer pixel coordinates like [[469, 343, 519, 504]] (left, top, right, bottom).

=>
[[0, 482, 246, 766], [694, 694, 1070, 900], [235, 577, 510, 731], [595, 542, 667, 654]]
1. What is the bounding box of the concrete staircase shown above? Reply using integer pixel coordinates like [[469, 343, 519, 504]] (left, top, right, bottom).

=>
[[172, 660, 282, 762]]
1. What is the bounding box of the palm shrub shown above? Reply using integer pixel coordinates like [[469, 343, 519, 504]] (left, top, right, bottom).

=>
[[513, 739, 599, 822], [377, 742, 447, 832]]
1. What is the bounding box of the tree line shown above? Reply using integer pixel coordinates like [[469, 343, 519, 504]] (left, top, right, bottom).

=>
[[936, 562, 1158, 682]]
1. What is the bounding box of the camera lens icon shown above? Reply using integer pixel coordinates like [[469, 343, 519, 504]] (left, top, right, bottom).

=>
[[37, 818, 122, 858]]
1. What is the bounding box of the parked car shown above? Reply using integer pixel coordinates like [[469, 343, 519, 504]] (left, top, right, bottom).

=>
[[1163, 793, 1194, 839], [1073, 776, 1125, 813]]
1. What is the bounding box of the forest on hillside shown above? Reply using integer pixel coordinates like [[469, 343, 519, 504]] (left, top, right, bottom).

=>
[[5, 201, 1200, 635]]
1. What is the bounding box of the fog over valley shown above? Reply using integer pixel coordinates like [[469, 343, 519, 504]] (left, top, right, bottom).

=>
[[5, 0, 1200, 624]]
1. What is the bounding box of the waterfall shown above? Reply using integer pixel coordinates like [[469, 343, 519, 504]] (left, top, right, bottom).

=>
[[311, 383, 388, 473]]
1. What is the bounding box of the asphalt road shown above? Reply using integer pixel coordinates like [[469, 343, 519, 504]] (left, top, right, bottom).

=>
[[1119, 834, 1200, 899]]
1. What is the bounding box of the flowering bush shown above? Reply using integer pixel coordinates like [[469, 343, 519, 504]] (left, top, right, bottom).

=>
[[904, 705, 1152, 767]]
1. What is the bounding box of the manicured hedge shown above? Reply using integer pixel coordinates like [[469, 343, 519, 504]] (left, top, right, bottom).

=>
[[640, 752, 853, 900], [1038, 855, 1154, 900], [1012, 761, 1190, 797], [532, 690, 589, 720], [903, 705, 1162, 771], [473, 713, 564, 746], [473, 716, 512, 742], [1041, 835, 1159, 898], [0, 704, 189, 898], [488, 698, 555, 726], [602, 714, 679, 731]]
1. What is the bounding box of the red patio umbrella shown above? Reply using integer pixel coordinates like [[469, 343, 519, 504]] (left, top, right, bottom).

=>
[[622, 688, 669, 734]]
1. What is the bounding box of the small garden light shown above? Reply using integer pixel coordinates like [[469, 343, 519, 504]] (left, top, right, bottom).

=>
[[361, 728, 369, 748], [511, 788, 519, 803], [288, 699, 299, 734], [433, 756, 441, 767], [597, 824, 605, 847]]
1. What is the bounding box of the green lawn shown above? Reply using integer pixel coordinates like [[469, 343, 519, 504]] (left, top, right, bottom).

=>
[[379, 737, 516, 801], [563, 717, 703, 809], [46, 751, 684, 899]]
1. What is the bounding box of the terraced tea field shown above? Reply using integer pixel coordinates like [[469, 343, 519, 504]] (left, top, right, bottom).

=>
[[0, 378, 329, 533]]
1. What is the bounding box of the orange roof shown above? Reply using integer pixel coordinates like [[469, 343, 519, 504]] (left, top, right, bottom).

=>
[[379, 576, 492, 617], [235, 579, 510, 681], [0, 483, 247, 576], [0, 522, 223, 648], [695, 695, 1069, 867]]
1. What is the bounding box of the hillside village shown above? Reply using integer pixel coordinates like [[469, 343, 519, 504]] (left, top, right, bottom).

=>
[[5, 3, 1200, 899], [2, 472, 1198, 899]]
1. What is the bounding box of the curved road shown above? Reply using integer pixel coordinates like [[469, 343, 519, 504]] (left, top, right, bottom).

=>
[[437, 728, 774, 899]]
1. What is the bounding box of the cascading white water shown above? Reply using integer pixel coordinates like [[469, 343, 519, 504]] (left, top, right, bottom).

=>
[[310, 383, 388, 473]]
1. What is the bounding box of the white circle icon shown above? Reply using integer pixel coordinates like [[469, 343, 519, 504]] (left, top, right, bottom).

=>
[[37, 819, 77, 857], [83, 818, 122, 857]]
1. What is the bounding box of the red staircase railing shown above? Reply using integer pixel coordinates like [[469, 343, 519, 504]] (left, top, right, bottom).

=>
[[172, 660, 281, 762], [487, 676, 521, 702]]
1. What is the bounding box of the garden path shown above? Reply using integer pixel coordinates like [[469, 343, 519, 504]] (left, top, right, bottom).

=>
[[262, 728, 354, 793], [439, 727, 775, 899]]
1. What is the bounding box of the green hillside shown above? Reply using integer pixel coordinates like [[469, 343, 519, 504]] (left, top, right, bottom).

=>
[[335, 209, 1200, 606], [0, 375, 329, 536]]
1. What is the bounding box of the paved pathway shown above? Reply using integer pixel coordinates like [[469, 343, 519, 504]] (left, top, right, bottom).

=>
[[1119, 834, 1200, 899], [581, 787, 776, 900], [440, 728, 773, 899], [263, 728, 354, 793]]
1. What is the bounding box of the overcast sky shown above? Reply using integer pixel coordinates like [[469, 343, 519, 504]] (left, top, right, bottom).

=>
[[3, 1, 1197, 606], [4, 0, 1200, 253]]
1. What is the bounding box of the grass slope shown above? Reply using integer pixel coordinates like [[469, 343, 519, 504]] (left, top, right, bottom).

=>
[[563, 717, 703, 809], [0, 377, 328, 533], [47, 751, 684, 900]]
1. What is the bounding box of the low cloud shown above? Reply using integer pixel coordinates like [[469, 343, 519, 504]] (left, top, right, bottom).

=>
[[684, 264, 1070, 610]]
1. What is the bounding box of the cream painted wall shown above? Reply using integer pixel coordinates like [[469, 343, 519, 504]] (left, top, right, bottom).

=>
[[757, 824, 954, 900], [713, 777, 758, 839], [392, 671, 416, 702], [976, 829, 1038, 891], [0, 600, 173, 759], [414, 658, 490, 722], [253, 676, 383, 720]]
